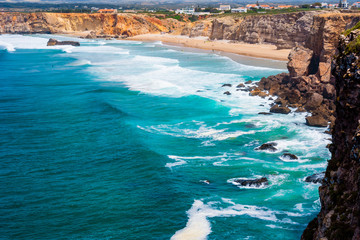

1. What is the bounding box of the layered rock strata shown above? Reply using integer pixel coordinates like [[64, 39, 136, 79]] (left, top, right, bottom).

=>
[[0, 12, 184, 37], [302, 26, 360, 240]]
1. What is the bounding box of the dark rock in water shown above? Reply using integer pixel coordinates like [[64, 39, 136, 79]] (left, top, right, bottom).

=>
[[236, 83, 245, 88], [304, 172, 325, 184], [258, 112, 272, 115], [269, 97, 274, 100], [245, 80, 253, 84], [281, 153, 298, 160], [47, 38, 80, 47], [305, 115, 328, 127], [222, 83, 232, 87], [234, 177, 268, 187], [256, 142, 277, 152], [223, 91, 231, 95], [270, 105, 291, 114], [245, 123, 256, 128]]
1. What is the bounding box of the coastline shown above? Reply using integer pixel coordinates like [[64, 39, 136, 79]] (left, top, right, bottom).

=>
[[127, 34, 291, 61]]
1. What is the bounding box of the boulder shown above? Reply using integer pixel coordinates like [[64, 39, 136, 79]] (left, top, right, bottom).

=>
[[270, 105, 291, 114], [304, 92, 323, 111], [47, 38, 80, 46], [304, 172, 325, 184], [318, 61, 331, 83], [287, 46, 313, 78], [249, 88, 261, 96], [323, 84, 335, 99], [281, 153, 298, 160], [258, 92, 268, 98], [237, 83, 245, 88], [223, 91, 231, 95], [256, 142, 278, 152], [222, 83, 232, 87], [233, 177, 268, 188], [296, 107, 306, 112], [258, 112, 272, 115], [305, 115, 328, 127]]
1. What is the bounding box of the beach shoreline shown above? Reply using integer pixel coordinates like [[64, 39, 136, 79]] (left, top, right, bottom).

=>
[[127, 34, 291, 61]]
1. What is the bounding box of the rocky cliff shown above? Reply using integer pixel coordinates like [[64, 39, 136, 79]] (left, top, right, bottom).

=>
[[251, 13, 360, 127], [208, 11, 320, 49], [301, 24, 360, 240], [0, 12, 185, 37]]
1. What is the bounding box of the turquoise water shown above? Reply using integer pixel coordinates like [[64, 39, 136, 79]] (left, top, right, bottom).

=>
[[0, 35, 330, 240]]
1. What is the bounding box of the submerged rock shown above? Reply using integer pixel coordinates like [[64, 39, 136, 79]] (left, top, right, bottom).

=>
[[233, 177, 269, 188], [236, 83, 245, 88], [223, 91, 231, 95], [256, 142, 278, 152], [222, 83, 232, 87], [258, 112, 272, 115], [304, 172, 325, 184], [47, 38, 80, 46], [281, 153, 298, 160]]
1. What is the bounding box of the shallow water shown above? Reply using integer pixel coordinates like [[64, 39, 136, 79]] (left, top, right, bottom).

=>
[[0, 34, 329, 239]]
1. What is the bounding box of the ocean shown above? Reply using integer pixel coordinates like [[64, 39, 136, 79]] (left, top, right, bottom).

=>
[[0, 34, 330, 239]]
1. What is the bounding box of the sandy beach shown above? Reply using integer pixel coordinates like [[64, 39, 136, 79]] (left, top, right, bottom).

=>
[[128, 34, 291, 61]]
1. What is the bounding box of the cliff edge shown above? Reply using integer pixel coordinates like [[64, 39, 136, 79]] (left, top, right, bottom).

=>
[[302, 24, 360, 240]]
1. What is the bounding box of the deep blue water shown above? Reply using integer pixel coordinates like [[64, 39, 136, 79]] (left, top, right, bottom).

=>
[[0, 35, 330, 240]]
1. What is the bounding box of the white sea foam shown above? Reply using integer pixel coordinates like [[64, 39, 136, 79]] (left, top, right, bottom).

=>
[[0, 40, 15, 52], [68, 60, 92, 66], [166, 154, 228, 168], [137, 121, 267, 144], [172, 199, 302, 240]]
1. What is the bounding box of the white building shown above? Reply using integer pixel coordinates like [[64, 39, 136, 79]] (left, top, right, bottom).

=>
[[219, 5, 231, 11], [231, 7, 247, 13], [339, 0, 349, 8], [321, 2, 328, 7], [175, 8, 195, 14]]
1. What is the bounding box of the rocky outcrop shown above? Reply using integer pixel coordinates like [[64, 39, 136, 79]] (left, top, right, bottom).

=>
[[254, 13, 360, 127], [304, 172, 325, 184], [302, 26, 360, 240], [0, 12, 185, 37], [47, 38, 80, 46], [255, 142, 278, 152], [232, 177, 269, 188]]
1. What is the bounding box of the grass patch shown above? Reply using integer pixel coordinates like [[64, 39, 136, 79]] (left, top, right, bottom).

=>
[[343, 21, 360, 36], [345, 35, 360, 55]]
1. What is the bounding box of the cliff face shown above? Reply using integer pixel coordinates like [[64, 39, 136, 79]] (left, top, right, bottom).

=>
[[209, 12, 320, 49], [302, 26, 360, 240], [0, 12, 185, 37], [253, 13, 360, 127]]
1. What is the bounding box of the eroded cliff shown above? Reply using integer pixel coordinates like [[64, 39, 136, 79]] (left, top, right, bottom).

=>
[[302, 25, 360, 240], [251, 13, 360, 127], [0, 12, 185, 37]]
